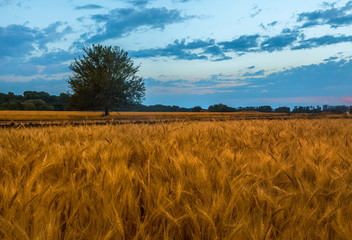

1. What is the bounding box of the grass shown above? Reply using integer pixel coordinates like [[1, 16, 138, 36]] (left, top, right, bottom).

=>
[[0, 119, 352, 239]]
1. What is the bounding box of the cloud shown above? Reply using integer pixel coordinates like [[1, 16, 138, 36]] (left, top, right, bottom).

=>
[[144, 60, 352, 106], [298, 1, 352, 28], [219, 29, 351, 54], [203, 45, 232, 61], [126, 0, 151, 7], [0, 54, 70, 77], [322, 1, 337, 8], [324, 56, 339, 61], [260, 21, 278, 30], [39, 22, 73, 49], [268, 21, 278, 27], [218, 31, 300, 54], [145, 76, 247, 96], [250, 7, 262, 18], [249, 59, 352, 98], [242, 70, 265, 77], [0, 24, 39, 58], [0, 0, 14, 6], [292, 35, 352, 50], [75, 4, 103, 10], [30, 50, 74, 65], [0, 23, 73, 59], [261, 29, 300, 52], [218, 35, 260, 53], [87, 8, 194, 42], [172, 0, 193, 2], [132, 30, 352, 61], [130, 38, 230, 61]]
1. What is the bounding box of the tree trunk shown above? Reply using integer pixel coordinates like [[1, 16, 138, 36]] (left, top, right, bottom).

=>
[[103, 108, 109, 116]]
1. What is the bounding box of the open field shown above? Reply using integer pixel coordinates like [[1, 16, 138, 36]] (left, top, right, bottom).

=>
[[0, 110, 296, 121], [1, 119, 352, 239], [0, 111, 350, 128]]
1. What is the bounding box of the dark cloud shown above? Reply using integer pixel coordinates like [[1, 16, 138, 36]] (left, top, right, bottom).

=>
[[130, 38, 230, 61], [261, 29, 300, 52], [0, 24, 38, 58], [218, 35, 260, 52], [256, 59, 352, 97], [143, 59, 352, 107], [243, 70, 265, 77], [0, 22, 75, 78], [180, 39, 215, 49], [0, 22, 72, 59], [323, 56, 338, 62], [298, 1, 352, 28], [126, 0, 151, 7], [203, 45, 232, 61], [292, 35, 352, 50], [87, 8, 194, 42], [75, 4, 103, 10], [130, 28, 351, 61], [130, 39, 206, 59], [268, 21, 278, 27]]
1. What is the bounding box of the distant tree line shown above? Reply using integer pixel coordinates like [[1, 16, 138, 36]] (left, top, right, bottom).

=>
[[0, 91, 70, 111], [206, 104, 352, 114], [0, 91, 351, 113]]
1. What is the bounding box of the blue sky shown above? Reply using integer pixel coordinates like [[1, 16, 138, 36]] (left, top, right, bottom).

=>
[[0, 0, 351, 107]]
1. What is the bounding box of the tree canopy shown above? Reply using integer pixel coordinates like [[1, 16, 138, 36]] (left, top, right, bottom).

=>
[[68, 44, 145, 115]]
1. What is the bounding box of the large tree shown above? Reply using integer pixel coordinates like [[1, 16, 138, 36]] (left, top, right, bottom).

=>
[[68, 44, 145, 115]]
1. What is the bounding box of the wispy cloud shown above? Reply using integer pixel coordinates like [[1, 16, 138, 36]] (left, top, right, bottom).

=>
[[146, 77, 247, 95], [0, 22, 72, 59], [126, 0, 152, 7], [298, 1, 352, 28], [87, 8, 194, 42], [218, 35, 260, 53], [292, 35, 352, 50], [0, 24, 38, 58], [75, 4, 103, 10], [261, 29, 300, 52], [130, 38, 230, 61], [250, 6, 262, 18], [242, 70, 265, 77]]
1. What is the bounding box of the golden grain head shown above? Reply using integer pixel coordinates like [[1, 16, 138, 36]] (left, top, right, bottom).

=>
[[0, 119, 351, 239]]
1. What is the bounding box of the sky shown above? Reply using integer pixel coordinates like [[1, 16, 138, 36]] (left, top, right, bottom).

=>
[[0, 0, 352, 108]]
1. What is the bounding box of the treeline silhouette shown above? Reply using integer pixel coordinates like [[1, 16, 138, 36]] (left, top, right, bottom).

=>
[[0, 91, 351, 113]]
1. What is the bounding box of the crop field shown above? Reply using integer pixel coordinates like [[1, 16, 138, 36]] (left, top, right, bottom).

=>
[[0, 110, 349, 128], [1, 118, 352, 239]]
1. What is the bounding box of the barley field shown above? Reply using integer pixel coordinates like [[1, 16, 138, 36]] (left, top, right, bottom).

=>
[[1, 119, 352, 239]]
